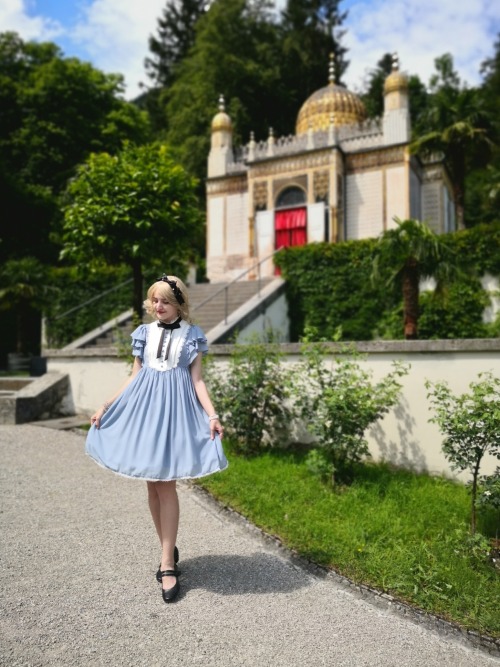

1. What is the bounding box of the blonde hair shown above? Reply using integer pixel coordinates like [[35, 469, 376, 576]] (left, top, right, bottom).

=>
[[144, 275, 191, 322]]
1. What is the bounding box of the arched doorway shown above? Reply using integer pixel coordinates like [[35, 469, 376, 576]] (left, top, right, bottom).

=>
[[275, 187, 307, 250]]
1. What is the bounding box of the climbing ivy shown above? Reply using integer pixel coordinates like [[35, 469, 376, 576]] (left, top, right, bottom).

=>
[[274, 222, 500, 341]]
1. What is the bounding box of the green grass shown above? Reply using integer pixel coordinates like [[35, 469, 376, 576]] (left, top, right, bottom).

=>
[[197, 443, 500, 637]]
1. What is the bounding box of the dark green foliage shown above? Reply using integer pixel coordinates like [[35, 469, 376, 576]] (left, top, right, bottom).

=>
[[297, 335, 409, 485], [0, 257, 53, 354], [205, 334, 295, 454], [145, 0, 206, 89], [411, 54, 493, 229], [426, 373, 500, 535], [418, 279, 490, 340], [43, 265, 133, 348], [161, 0, 348, 182], [0, 30, 152, 271], [274, 239, 398, 341], [142, 0, 207, 132], [279, 0, 349, 114], [275, 223, 500, 341], [60, 142, 202, 318]]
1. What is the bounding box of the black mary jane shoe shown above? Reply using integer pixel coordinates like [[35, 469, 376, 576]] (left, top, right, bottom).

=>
[[160, 568, 180, 603], [156, 546, 180, 583]]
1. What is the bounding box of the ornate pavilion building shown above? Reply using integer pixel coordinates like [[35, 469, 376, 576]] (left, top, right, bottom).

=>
[[206, 56, 455, 283]]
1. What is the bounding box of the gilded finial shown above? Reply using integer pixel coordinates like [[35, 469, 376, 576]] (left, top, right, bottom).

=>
[[218, 94, 225, 112], [391, 53, 399, 71], [328, 53, 335, 85]]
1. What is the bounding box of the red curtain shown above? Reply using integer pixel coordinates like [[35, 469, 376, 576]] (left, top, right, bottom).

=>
[[275, 207, 307, 249]]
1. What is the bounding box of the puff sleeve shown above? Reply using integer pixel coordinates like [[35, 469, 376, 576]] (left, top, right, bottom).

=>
[[186, 324, 209, 364], [130, 324, 148, 361]]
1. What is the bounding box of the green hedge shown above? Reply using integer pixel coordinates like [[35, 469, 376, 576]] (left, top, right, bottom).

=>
[[44, 265, 133, 347], [274, 223, 500, 341]]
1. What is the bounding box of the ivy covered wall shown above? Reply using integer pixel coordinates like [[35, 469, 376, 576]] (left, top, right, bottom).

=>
[[274, 223, 500, 341]]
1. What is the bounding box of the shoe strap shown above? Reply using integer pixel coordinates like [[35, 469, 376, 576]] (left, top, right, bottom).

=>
[[160, 569, 179, 578]]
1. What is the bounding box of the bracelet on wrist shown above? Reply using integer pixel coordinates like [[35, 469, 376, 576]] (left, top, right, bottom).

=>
[[208, 414, 219, 421], [103, 402, 111, 413]]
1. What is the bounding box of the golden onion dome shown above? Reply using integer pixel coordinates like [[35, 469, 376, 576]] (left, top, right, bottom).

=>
[[384, 54, 408, 95], [296, 55, 366, 134], [211, 95, 232, 132], [296, 83, 366, 134]]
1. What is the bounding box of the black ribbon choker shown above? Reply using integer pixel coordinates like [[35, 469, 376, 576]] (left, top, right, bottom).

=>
[[157, 317, 182, 361]]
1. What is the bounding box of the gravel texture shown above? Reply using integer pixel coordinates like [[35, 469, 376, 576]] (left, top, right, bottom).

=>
[[0, 424, 498, 667]]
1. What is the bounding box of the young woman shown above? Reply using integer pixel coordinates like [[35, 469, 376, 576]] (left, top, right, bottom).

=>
[[86, 275, 227, 603]]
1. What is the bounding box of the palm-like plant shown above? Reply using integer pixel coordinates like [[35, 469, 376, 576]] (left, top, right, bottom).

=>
[[411, 55, 492, 229], [372, 218, 455, 339]]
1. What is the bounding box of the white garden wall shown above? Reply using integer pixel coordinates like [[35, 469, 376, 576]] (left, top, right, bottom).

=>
[[46, 339, 500, 480]]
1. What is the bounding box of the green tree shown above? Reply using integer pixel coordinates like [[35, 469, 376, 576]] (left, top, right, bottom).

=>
[[145, 0, 207, 88], [141, 0, 208, 132], [411, 54, 492, 229], [165, 0, 283, 180], [60, 142, 202, 319], [466, 34, 500, 225], [372, 218, 456, 340], [426, 372, 500, 535], [0, 31, 151, 263], [360, 52, 428, 126], [279, 0, 349, 120]]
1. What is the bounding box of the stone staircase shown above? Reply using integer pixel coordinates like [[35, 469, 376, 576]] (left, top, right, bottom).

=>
[[80, 279, 273, 348]]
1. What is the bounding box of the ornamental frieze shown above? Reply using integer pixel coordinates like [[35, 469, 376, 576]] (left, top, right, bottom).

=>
[[253, 181, 268, 210], [314, 170, 329, 201], [248, 150, 335, 178], [346, 146, 405, 172], [206, 175, 247, 196]]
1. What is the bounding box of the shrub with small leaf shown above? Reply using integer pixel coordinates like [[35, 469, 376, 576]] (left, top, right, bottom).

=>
[[426, 372, 500, 535], [205, 333, 295, 455], [295, 328, 410, 486]]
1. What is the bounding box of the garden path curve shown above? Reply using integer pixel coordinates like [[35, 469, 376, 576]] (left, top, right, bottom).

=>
[[0, 424, 498, 667]]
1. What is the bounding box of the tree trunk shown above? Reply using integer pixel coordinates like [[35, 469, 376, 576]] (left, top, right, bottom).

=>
[[470, 459, 481, 536], [131, 260, 143, 323], [454, 182, 465, 230], [402, 259, 419, 339]]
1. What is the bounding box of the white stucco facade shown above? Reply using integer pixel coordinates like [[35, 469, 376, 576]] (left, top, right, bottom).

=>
[[206, 59, 455, 283]]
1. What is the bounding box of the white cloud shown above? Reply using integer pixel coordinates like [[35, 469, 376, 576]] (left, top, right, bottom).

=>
[[2, 0, 499, 100], [342, 0, 500, 91], [0, 0, 63, 40], [70, 0, 167, 97]]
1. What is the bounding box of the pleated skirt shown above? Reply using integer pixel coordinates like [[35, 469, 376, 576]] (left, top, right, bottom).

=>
[[85, 366, 228, 481]]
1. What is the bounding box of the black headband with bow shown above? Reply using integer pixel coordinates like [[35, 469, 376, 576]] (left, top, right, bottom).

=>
[[156, 275, 185, 305]]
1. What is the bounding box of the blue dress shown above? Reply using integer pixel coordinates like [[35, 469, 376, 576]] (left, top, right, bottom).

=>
[[85, 320, 228, 481]]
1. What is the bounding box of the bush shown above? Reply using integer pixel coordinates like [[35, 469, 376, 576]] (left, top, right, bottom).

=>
[[294, 329, 409, 485], [205, 333, 295, 455], [426, 372, 500, 534], [274, 223, 500, 341]]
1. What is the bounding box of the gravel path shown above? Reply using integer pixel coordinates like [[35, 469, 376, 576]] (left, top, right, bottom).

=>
[[0, 424, 498, 667]]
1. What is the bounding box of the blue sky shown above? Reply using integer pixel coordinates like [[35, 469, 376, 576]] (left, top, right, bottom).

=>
[[2, 0, 499, 101]]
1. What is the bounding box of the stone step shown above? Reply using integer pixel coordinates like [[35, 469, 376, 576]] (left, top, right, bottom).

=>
[[84, 279, 272, 348]]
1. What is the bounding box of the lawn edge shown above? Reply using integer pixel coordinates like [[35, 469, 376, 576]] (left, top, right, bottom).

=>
[[187, 480, 500, 659]]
